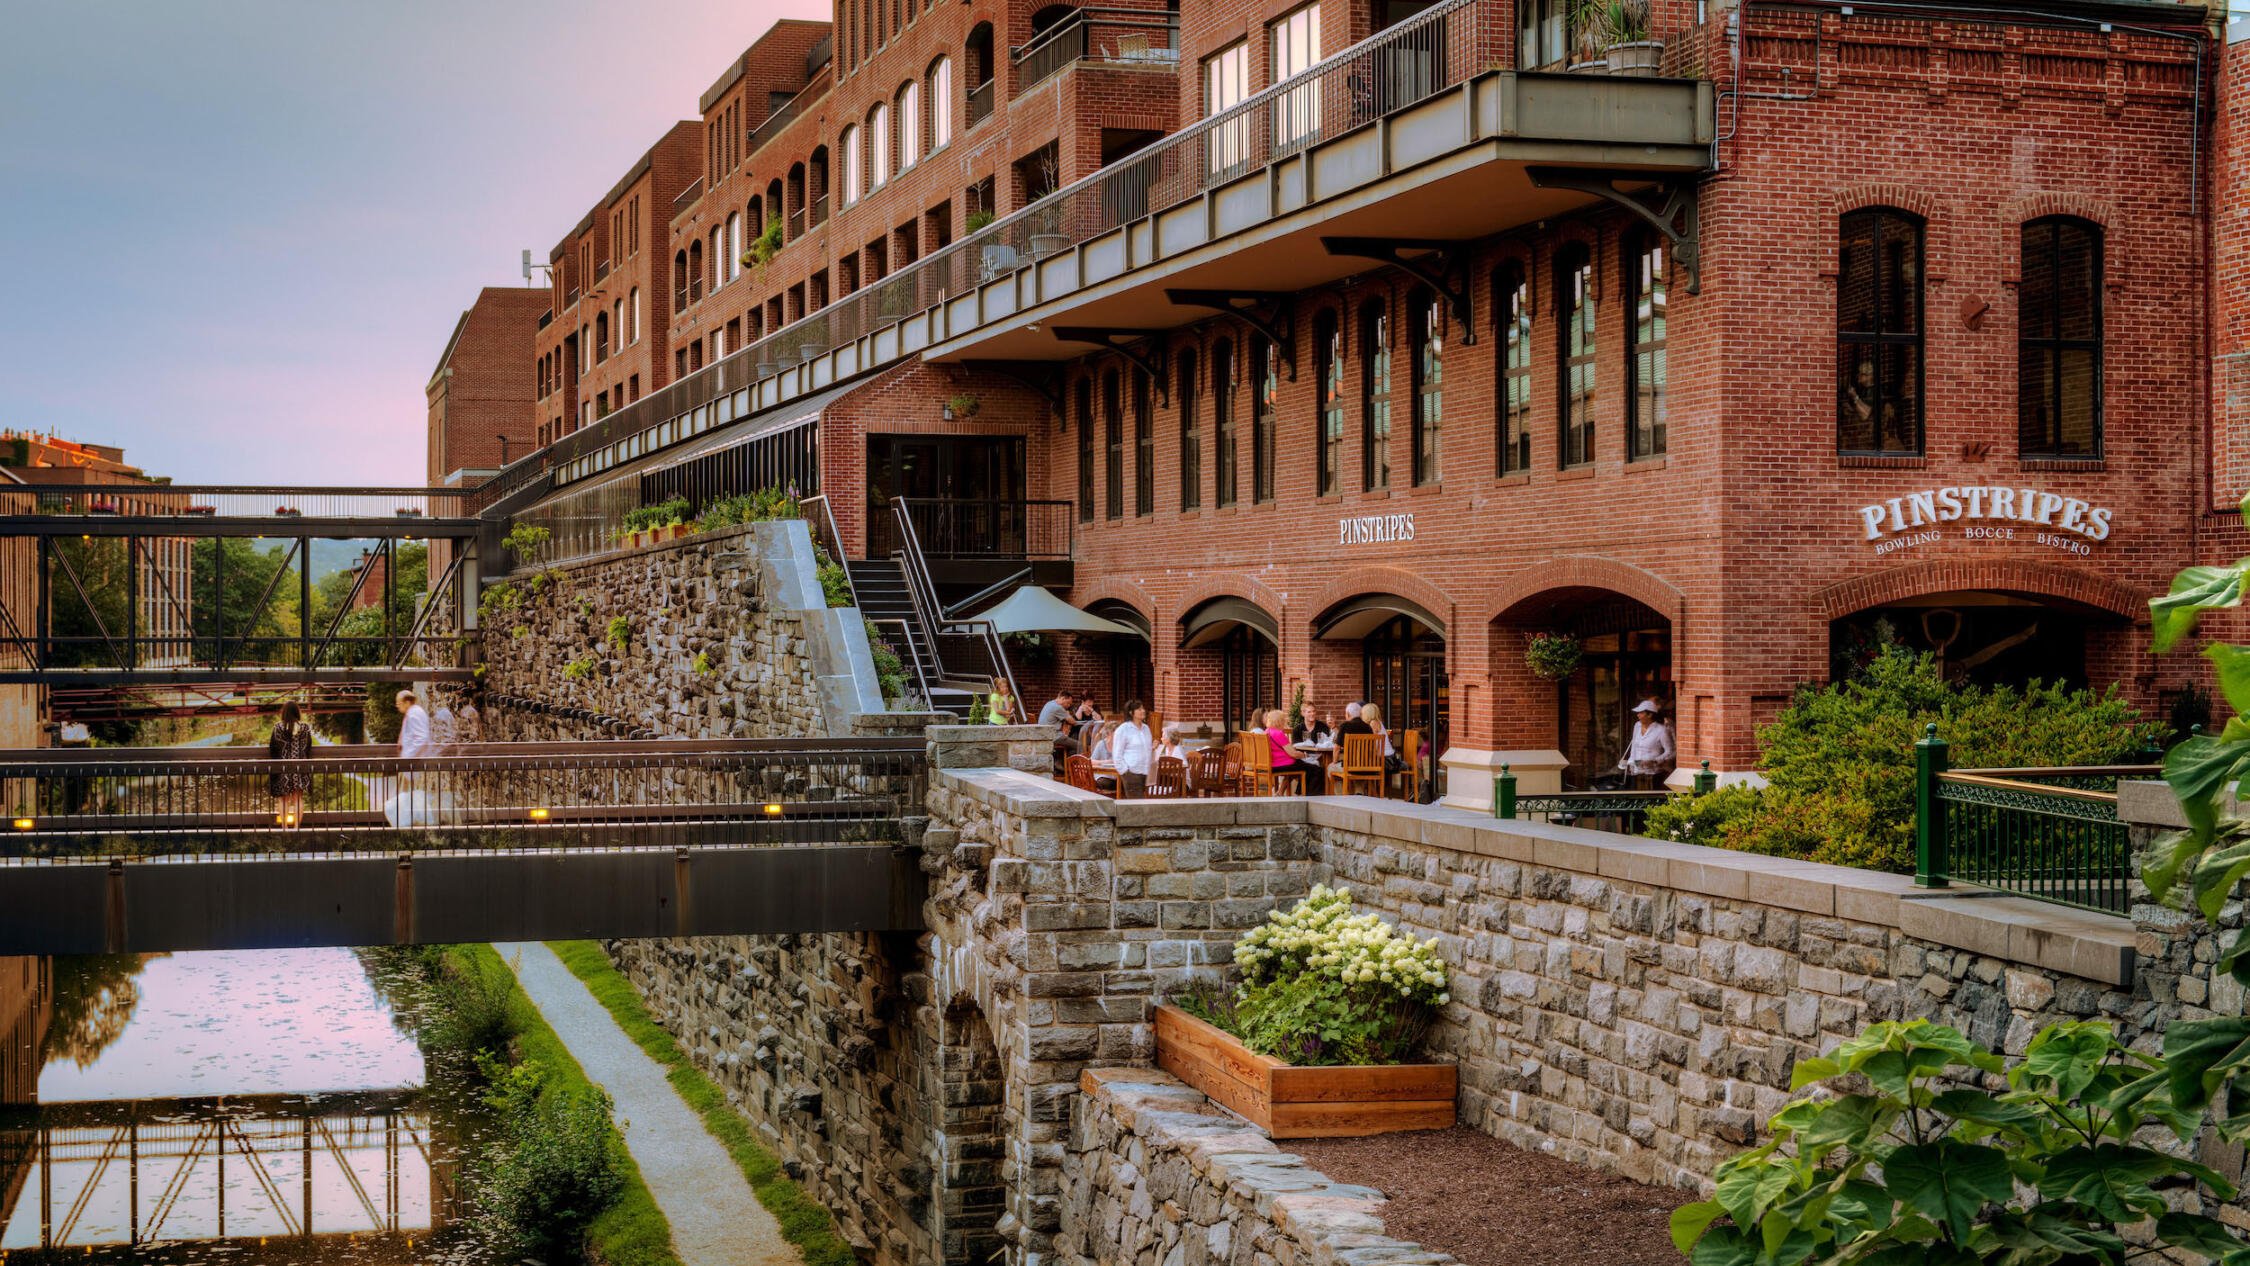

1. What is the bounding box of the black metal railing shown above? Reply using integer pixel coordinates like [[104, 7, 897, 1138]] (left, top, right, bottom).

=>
[[0, 737, 925, 859], [1491, 762, 1687, 834], [895, 498, 1074, 560], [800, 493, 858, 606], [1914, 727, 2150, 914], [1013, 7, 1179, 92], [967, 79, 995, 127], [0, 486, 471, 521], [672, 176, 706, 217], [749, 80, 827, 155], [888, 498, 1019, 706]]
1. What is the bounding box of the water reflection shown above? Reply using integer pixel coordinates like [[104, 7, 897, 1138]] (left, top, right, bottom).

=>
[[0, 951, 457, 1263]]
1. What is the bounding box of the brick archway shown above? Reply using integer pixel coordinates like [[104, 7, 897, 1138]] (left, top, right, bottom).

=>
[[1172, 574, 1288, 627], [1814, 558, 2146, 624], [1067, 576, 1159, 628], [1474, 555, 1687, 629], [1303, 566, 1458, 637]]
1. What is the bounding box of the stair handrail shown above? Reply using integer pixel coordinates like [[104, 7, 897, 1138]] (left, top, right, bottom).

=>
[[797, 493, 857, 607], [942, 566, 1033, 622], [888, 497, 1022, 713], [866, 616, 933, 709]]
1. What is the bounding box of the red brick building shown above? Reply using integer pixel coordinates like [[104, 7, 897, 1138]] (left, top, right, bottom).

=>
[[475, 0, 2247, 801], [426, 287, 546, 485]]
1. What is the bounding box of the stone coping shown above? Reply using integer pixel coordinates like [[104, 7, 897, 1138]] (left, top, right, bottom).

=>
[[1077, 1067, 1458, 1266], [933, 768, 2136, 986], [2118, 779, 2189, 830]]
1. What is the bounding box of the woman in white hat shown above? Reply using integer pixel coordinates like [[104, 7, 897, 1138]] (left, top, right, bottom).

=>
[[1618, 698, 1675, 789]]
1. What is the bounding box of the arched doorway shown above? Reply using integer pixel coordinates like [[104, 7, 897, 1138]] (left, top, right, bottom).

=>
[[1829, 590, 2123, 690], [1179, 596, 1280, 731], [1314, 594, 1448, 802], [1493, 587, 1673, 790], [1082, 599, 1152, 713]]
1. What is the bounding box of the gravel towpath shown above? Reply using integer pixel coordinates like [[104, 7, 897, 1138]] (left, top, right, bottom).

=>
[[495, 941, 798, 1266]]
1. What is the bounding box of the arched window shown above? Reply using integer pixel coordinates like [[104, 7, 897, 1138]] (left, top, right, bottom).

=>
[[629, 288, 641, 344], [1495, 263, 1532, 474], [1626, 233, 1668, 460], [1837, 207, 1924, 455], [1077, 379, 1095, 523], [710, 226, 725, 289], [726, 212, 742, 282], [1315, 309, 1343, 496], [673, 249, 688, 305], [613, 298, 625, 352], [594, 313, 607, 363], [1252, 335, 1278, 502], [869, 103, 891, 189], [928, 57, 955, 150], [1214, 338, 1238, 506], [766, 179, 784, 227], [1359, 300, 1390, 491], [1557, 243, 1595, 468], [1103, 368, 1124, 520], [1134, 369, 1153, 516], [1410, 287, 1443, 485], [840, 125, 862, 205], [897, 81, 920, 171], [1177, 347, 1201, 510], [687, 241, 703, 301], [2019, 216, 2102, 460], [746, 197, 762, 237]]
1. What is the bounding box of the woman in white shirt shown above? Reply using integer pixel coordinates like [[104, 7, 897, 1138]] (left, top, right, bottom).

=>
[[1111, 700, 1155, 798], [1618, 698, 1676, 789]]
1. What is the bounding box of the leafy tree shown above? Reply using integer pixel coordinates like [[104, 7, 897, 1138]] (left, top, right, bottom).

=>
[[46, 954, 152, 1069], [362, 685, 402, 745], [190, 538, 303, 661], [1644, 650, 2154, 872]]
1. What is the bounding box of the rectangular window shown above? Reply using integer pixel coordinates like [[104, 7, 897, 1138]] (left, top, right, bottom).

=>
[[1204, 41, 1251, 176], [1178, 350, 1202, 510], [1104, 369, 1124, 521], [2018, 217, 2103, 460], [1252, 336, 1278, 502], [1133, 370, 1154, 516], [1214, 340, 1239, 507], [1316, 311, 1343, 496], [1558, 246, 1596, 468], [1516, 0, 1568, 67], [1837, 208, 1925, 455], [1360, 302, 1391, 491], [1411, 288, 1443, 485], [1627, 237, 1668, 460], [1270, 4, 1321, 148], [1077, 380, 1095, 522], [1497, 265, 1533, 474]]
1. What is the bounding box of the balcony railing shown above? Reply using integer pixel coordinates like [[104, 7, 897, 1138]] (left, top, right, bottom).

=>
[[810, 192, 830, 228], [537, 309, 553, 331], [475, 0, 1499, 517], [789, 207, 807, 239], [672, 176, 706, 217], [0, 486, 471, 521], [749, 80, 828, 156], [1013, 8, 1179, 92], [967, 79, 995, 127], [887, 498, 1074, 561]]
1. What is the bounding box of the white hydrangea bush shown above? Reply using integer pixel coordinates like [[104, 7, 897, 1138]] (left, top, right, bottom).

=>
[[1235, 884, 1450, 1006]]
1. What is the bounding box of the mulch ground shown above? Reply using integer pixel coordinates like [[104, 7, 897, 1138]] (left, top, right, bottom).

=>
[[1291, 1127, 1692, 1266]]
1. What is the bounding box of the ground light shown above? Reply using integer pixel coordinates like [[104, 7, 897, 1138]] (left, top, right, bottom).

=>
[[10, 818, 31, 831], [529, 806, 550, 820], [764, 802, 784, 816]]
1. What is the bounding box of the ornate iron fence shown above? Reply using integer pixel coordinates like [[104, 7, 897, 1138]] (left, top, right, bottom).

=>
[[1915, 726, 2153, 914]]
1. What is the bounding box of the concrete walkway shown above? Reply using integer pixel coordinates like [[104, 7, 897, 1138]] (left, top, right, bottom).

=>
[[495, 941, 798, 1266]]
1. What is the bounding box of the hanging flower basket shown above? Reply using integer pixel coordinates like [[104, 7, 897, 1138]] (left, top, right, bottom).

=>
[[1525, 632, 1583, 681]]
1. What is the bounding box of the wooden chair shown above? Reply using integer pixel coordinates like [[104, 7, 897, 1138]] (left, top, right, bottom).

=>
[[1389, 729, 1424, 801], [1325, 733, 1385, 797], [1064, 755, 1109, 797], [1219, 744, 1245, 796], [1239, 732, 1305, 796], [1187, 748, 1229, 797], [1147, 757, 1189, 799]]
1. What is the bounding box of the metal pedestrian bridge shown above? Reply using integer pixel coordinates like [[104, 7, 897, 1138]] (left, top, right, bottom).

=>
[[0, 738, 927, 954]]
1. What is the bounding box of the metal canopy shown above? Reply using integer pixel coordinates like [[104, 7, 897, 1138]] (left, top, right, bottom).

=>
[[966, 585, 1140, 636], [1180, 596, 1279, 648], [1313, 593, 1445, 641]]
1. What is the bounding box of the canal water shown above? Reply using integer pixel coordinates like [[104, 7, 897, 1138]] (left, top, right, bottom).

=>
[[0, 949, 486, 1263]]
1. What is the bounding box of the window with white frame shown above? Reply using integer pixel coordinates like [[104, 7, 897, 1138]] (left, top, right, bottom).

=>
[[630, 288, 641, 343], [841, 125, 862, 204], [928, 57, 954, 149], [1270, 5, 1321, 148], [897, 81, 920, 171], [869, 103, 891, 189], [726, 212, 742, 281], [1204, 41, 1251, 174], [613, 299, 625, 352]]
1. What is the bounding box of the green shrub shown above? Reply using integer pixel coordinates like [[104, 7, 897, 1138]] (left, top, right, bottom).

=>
[[815, 550, 852, 608], [1647, 650, 2153, 872], [563, 656, 595, 682], [863, 621, 910, 701], [503, 523, 551, 567], [606, 616, 631, 652], [692, 487, 799, 534], [477, 580, 522, 624], [692, 650, 714, 676], [621, 497, 691, 535], [362, 685, 403, 745], [472, 1057, 628, 1260], [1673, 1017, 2246, 1265], [1640, 782, 1759, 848]]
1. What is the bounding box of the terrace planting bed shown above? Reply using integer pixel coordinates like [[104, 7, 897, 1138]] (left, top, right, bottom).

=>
[[1152, 1002, 1456, 1138]]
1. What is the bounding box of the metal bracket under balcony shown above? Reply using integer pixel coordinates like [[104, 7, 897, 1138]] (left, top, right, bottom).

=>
[[961, 359, 1067, 423], [1165, 290, 1296, 381], [1526, 167, 1703, 294], [1048, 327, 1172, 403], [1320, 238, 1477, 344]]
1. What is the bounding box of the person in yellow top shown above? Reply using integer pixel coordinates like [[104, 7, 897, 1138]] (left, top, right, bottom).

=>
[[984, 677, 1019, 724]]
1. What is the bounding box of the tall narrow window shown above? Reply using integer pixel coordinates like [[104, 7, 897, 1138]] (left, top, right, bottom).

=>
[[1252, 336, 1278, 502], [2019, 216, 2102, 460], [1204, 41, 1251, 175], [1077, 379, 1095, 523], [727, 212, 742, 282], [630, 288, 642, 344], [841, 125, 863, 205], [1360, 300, 1391, 491], [897, 81, 920, 171], [869, 103, 891, 189], [1104, 369, 1124, 521], [1558, 244, 1596, 468], [1496, 264, 1532, 474], [613, 299, 626, 354], [1270, 4, 1321, 148], [1133, 370, 1154, 516], [1178, 349, 1202, 510], [1627, 235, 1668, 460], [1516, 0, 1567, 66], [1411, 287, 1443, 485], [1316, 310, 1343, 496], [1214, 339, 1239, 507], [1837, 208, 1924, 455], [928, 57, 955, 149]]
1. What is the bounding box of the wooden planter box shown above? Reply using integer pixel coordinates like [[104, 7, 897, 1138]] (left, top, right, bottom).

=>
[[1153, 1003, 1455, 1138]]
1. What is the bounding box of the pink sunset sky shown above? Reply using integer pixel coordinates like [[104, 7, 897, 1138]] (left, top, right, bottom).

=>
[[0, 0, 828, 485]]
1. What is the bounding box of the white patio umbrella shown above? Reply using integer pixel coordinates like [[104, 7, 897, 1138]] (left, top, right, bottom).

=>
[[965, 585, 1140, 636]]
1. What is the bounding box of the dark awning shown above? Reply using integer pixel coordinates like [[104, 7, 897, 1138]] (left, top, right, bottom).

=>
[[1180, 596, 1278, 648], [1085, 599, 1152, 641], [1312, 593, 1444, 641]]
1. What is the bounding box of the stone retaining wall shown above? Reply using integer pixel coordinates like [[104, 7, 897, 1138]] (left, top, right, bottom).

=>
[[1057, 1068, 1457, 1266]]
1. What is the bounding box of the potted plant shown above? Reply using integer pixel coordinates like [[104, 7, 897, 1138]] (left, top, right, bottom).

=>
[[943, 393, 982, 421], [1577, 0, 1660, 75], [1524, 631, 1583, 681], [1027, 204, 1069, 259], [1157, 886, 1456, 1138]]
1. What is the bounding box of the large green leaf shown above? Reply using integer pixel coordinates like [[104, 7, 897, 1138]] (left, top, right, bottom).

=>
[[2144, 828, 2210, 908], [2151, 563, 2248, 655], [2194, 839, 2250, 922], [1990, 1207, 2128, 1259], [2163, 737, 2250, 847], [1672, 1201, 1727, 1254], [2018, 1023, 2116, 1100], [1715, 1157, 1799, 1231], [2166, 1019, 2250, 1115], [1929, 1088, 2040, 1133], [2211, 643, 2250, 718], [1685, 1224, 1761, 1266], [2158, 1211, 2248, 1260], [1884, 1140, 2014, 1245], [2035, 1145, 2180, 1222]]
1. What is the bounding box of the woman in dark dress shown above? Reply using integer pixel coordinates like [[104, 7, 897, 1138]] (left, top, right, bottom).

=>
[[268, 701, 314, 828]]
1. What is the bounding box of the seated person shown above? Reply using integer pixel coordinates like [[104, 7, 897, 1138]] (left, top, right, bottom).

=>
[[1264, 709, 1317, 791]]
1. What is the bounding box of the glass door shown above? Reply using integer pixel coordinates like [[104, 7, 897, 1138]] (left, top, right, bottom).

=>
[[1362, 616, 1448, 801]]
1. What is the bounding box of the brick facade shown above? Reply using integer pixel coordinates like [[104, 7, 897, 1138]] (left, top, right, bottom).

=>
[[425, 286, 545, 483]]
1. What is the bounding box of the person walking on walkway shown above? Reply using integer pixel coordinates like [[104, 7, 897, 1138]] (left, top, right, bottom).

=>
[[1112, 700, 1153, 799], [267, 701, 313, 828], [396, 691, 433, 759], [1619, 699, 1675, 789]]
